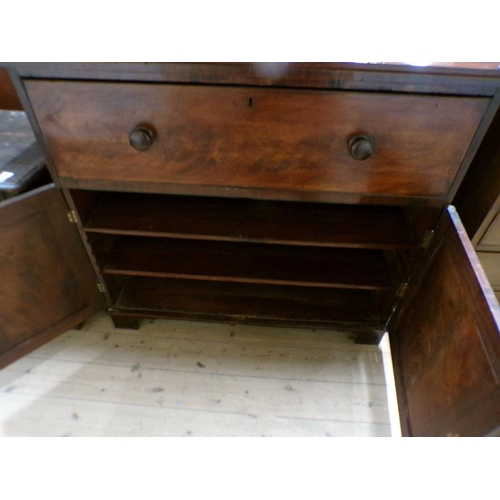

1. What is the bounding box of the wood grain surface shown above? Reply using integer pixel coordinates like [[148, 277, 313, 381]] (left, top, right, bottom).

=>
[[0, 186, 103, 368], [100, 236, 392, 290], [389, 207, 500, 436], [26, 80, 488, 198], [12, 62, 500, 96], [112, 277, 382, 329], [80, 191, 414, 249]]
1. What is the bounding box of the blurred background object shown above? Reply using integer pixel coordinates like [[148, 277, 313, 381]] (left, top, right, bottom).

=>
[[0, 67, 22, 110]]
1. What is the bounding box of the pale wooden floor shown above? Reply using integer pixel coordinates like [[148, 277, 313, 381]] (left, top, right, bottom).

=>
[[0, 313, 400, 437]]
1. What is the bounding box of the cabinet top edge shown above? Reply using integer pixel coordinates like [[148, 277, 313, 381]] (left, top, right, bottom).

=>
[[7, 62, 500, 95]]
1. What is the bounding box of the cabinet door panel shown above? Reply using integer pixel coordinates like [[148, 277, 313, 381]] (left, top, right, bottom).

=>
[[389, 206, 500, 436], [0, 185, 103, 368]]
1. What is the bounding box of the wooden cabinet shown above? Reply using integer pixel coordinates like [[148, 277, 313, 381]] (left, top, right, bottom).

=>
[[4, 62, 500, 436]]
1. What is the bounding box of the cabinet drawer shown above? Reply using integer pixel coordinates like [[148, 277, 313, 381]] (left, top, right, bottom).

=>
[[26, 80, 488, 198]]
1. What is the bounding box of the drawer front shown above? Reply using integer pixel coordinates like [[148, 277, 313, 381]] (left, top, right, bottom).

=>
[[26, 80, 488, 197]]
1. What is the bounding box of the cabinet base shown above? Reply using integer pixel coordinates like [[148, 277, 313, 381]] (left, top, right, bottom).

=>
[[354, 331, 385, 345], [108, 309, 386, 344], [110, 314, 140, 330]]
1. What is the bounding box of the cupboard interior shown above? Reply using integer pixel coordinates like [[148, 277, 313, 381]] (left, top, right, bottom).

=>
[[70, 189, 441, 335]]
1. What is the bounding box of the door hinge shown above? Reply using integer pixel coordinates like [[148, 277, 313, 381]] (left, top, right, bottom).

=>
[[97, 283, 106, 293], [421, 230, 435, 249], [67, 210, 78, 224]]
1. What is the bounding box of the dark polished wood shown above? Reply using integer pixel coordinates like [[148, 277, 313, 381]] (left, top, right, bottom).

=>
[[25, 80, 487, 199], [77, 191, 414, 249], [101, 236, 393, 290], [389, 207, 500, 436], [111, 276, 383, 331], [10, 62, 500, 435], [0, 185, 103, 368], [59, 176, 452, 207], [10, 62, 500, 96]]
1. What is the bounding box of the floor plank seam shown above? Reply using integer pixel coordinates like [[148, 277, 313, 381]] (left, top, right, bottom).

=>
[[23, 355, 389, 387], [0, 313, 396, 436], [0, 391, 391, 426], [69, 328, 385, 352]]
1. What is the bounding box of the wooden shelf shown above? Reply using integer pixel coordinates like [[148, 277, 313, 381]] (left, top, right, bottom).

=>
[[81, 192, 414, 249], [101, 236, 393, 290], [112, 276, 382, 329]]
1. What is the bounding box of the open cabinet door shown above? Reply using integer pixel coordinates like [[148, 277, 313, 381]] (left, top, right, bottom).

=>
[[389, 206, 500, 436], [0, 184, 104, 369]]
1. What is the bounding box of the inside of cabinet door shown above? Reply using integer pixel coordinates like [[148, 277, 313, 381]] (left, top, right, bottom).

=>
[[0, 185, 104, 369], [389, 206, 500, 437]]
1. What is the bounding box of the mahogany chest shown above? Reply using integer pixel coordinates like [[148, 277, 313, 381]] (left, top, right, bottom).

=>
[[2, 62, 500, 436]]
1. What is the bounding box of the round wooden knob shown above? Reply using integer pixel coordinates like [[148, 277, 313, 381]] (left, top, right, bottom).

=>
[[129, 126, 154, 151], [348, 135, 373, 161]]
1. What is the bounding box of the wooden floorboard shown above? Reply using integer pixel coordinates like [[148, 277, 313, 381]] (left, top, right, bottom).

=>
[[0, 313, 400, 437]]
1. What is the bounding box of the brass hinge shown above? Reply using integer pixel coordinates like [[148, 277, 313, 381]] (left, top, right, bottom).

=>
[[97, 283, 105, 293], [67, 210, 78, 224], [421, 230, 435, 249], [396, 281, 409, 299]]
